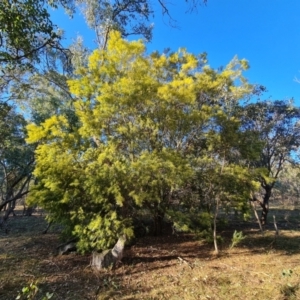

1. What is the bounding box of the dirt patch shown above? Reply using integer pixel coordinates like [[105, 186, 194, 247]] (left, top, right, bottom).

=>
[[1, 210, 300, 299]]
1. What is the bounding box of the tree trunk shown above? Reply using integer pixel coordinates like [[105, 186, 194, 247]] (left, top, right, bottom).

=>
[[261, 185, 272, 225], [23, 206, 35, 216], [92, 235, 126, 270], [42, 221, 53, 234], [3, 200, 16, 222], [153, 210, 164, 236], [250, 200, 264, 233], [213, 198, 219, 254]]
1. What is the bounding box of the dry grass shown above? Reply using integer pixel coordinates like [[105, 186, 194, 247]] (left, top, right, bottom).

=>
[[1, 207, 300, 300]]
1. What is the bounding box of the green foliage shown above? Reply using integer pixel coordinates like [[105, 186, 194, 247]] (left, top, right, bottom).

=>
[[167, 209, 212, 234], [273, 164, 300, 205], [0, 0, 63, 68], [0, 0, 207, 70], [242, 100, 300, 223], [0, 102, 34, 211], [16, 282, 53, 300], [243, 100, 300, 180], [13, 70, 76, 124], [230, 230, 245, 249], [16, 282, 38, 300], [282, 269, 293, 278], [67, 0, 208, 48], [167, 209, 221, 244], [280, 270, 299, 299]]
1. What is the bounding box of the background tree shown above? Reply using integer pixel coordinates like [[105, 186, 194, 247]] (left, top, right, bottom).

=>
[[0, 0, 71, 70], [185, 72, 263, 253], [0, 0, 207, 67], [0, 102, 34, 225], [273, 163, 300, 207], [243, 100, 300, 225], [70, 0, 208, 48]]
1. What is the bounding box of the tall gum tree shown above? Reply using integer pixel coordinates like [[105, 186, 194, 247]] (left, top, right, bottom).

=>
[[242, 100, 300, 225], [0, 103, 34, 224], [0, 0, 73, 72], [0, 0, 208, 66]]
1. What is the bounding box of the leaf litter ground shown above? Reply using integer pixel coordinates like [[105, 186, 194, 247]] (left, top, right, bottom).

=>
[[1, 207, 300, 300]]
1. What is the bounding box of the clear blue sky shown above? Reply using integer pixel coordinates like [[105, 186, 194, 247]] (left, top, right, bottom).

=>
[[51, 0, 300, 105]]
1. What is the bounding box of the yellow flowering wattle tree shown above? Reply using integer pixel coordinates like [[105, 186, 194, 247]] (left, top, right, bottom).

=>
[[27, 31, 257, 252]]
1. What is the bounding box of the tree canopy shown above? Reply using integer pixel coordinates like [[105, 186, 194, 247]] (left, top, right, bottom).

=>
[[243, 100, 300, 224], [0, 0, 67, 69], [0, 103, 34, 222], [26, 31, 261, 251], [0, 0, 207, 68]]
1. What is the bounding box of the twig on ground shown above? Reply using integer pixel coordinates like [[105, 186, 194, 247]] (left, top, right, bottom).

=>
[[177, 256, 193, 269]]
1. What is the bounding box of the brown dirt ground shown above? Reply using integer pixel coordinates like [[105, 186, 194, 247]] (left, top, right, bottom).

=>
[[1, 208, 300, 300]]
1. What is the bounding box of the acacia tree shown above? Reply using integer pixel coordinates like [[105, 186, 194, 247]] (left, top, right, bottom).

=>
[[188, 82, 263, 253], [243, 100, 300, 225], [26, 31, 253, 251]]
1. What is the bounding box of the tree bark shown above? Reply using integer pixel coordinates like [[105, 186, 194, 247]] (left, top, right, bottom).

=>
[[250, 200, 264, 233], [213, 198, 220, 254], [42, 221, 53, 234], [91, 235, 126, 270], [153, 209, 164, 236], [260, 185, 272, 225], [23, 206, 35, 216]]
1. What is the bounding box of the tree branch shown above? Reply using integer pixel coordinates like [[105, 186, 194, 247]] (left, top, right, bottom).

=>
[[0, 176, 31, 211]]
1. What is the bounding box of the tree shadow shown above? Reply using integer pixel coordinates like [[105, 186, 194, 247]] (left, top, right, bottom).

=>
[[238, 229, 300, 255]]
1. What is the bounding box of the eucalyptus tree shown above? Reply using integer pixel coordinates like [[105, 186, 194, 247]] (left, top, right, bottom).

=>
[[189, 66, 263, 253], [273, 163, 300, 206], [243, 100, 300, 225], [0, 0, 207, 66], [0, 0, 71, 70], [74, 0, 207, 48], [0, 102, 34, 224]]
